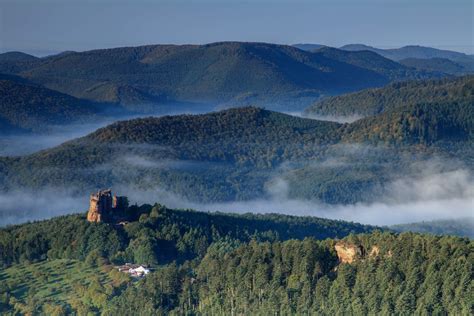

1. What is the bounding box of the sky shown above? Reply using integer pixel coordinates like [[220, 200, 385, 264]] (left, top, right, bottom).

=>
[[0, 0, 473, 56]]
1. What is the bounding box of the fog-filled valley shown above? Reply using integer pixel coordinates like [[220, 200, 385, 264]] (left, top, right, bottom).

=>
[[0, 83, 473, 226], [0, 61, 472, 227], [1, 2, 474, 311]]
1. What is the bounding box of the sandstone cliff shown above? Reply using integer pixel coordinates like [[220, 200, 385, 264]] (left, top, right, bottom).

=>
[[335, 242, 384, 264]]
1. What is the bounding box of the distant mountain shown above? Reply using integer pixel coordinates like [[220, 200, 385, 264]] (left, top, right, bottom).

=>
[[0, 51, 38, 63], [292, 43, 326, 51], [314, 47, 440, 81], [340, 44, 474, 72], [399, 57, 468, 75], [340, 44, 471, 61], [0, 52, 40, 74], [0, 77, 112, 132], [1, 104, 471, 204], [391, 217, 474, 238], [305, 75, 474, 117], [0, 42, 444, 111]]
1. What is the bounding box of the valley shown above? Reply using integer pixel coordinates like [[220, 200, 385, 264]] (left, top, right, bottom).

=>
[[0, 36, 472, 315]]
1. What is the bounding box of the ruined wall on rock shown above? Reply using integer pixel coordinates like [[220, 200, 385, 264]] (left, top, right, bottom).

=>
[[87, 189, 127, 223]]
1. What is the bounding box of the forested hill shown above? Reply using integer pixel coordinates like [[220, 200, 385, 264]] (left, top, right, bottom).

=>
[[340, 100, 474, 144], [0, 205, 471, 314], [87, 106, 341, 146], [0, 204, 376, 268], [0, 42, 443, 110], [0, 105, 472, 204], [305, 75, 474, 117], [0, 77, 110, 133], [391, 217, 474, 238]]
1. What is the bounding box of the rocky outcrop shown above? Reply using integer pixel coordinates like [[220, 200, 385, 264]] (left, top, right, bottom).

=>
[[334, 242, 364, 264], [335, 242, 386, 264]]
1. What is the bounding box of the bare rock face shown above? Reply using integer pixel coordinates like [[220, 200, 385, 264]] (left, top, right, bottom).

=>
[[369, 245, 380, 257], [335, 243, 388, 264], [334, 242, 365, 263], [335, 242, 363, 264], [87, 189, 128, 223]]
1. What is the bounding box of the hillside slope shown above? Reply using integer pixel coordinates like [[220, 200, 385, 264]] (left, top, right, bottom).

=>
[[305, 75, 474, 117], [0, 208, 470, 315]]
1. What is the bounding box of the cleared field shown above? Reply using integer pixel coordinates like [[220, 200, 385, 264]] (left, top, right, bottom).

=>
[[0, 259, 130, 314]]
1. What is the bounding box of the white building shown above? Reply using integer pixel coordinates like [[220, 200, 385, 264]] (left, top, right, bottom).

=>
[[128, 265, 150, 277]]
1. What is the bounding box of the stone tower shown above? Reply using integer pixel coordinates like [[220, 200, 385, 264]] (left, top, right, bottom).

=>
[[87, 189, 128, 223]]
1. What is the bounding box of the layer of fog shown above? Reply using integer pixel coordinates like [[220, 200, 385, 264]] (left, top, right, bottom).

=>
[[120, 167, 473, 226], [0, 188, 88, 227], [284, 111, 363, 123], [1, 161, 472, 227], [0, 121, 114, 156]]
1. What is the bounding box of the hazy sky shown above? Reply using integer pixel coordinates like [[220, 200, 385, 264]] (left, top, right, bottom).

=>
[[1, 0, 472, 56]]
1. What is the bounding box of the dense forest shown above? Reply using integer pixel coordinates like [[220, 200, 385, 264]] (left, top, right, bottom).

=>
[[0, 205, 471, 314], [305, 75, 473, 117], [340, 100, 474, 144], [0, 204, 375, 268]]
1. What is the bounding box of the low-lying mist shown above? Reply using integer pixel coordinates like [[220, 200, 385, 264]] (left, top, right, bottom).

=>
[[1, 107, 472, 228], [120, 166, 474, 226], [284, 110, 363, 123], [1, 162, 472, 227]]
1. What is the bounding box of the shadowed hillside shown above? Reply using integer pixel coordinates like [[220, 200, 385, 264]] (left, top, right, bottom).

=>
[[0, 77, 115, 133]]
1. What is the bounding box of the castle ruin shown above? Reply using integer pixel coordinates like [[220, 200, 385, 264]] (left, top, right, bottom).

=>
[[87, 189, 128, 223]]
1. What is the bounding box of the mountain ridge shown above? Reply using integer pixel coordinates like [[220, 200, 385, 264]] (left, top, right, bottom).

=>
[[340, 44, 474, 71], [0, 42, 445, 111]]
